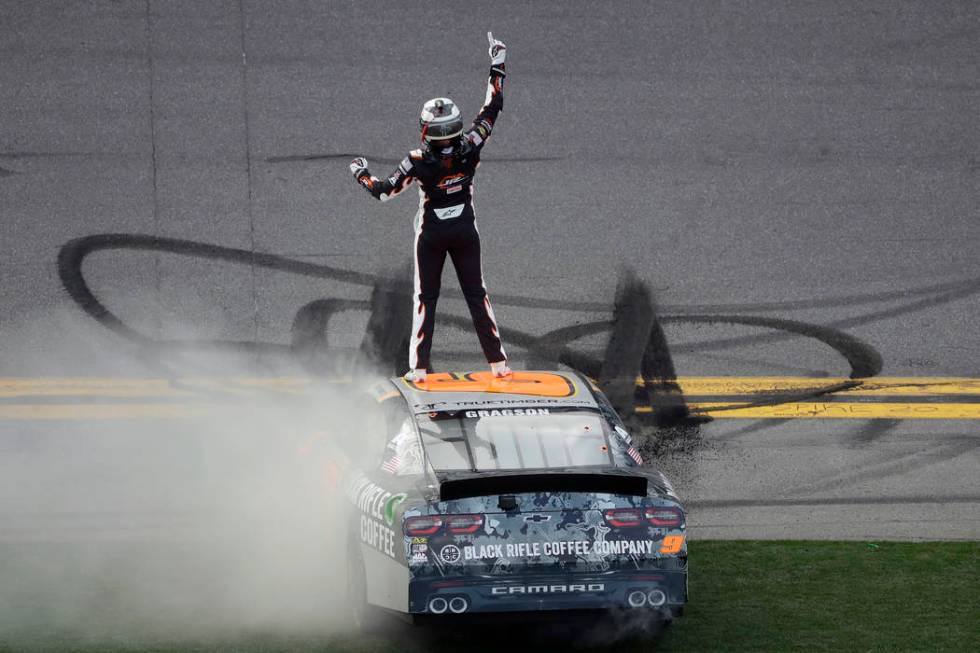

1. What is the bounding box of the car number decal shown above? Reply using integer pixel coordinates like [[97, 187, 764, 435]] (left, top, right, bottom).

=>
[[659, 534, 686, 554]]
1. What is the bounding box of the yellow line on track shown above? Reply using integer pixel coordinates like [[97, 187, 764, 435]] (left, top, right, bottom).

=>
[[0, 377, 333, 398], [0, 378, 185, 398], [637, 402, 980, 419], [663, 377, 980, 396], [2, 377, 980, 420], [0, 404, 206, 420]]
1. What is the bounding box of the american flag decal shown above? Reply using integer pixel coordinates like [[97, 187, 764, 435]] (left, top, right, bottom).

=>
[[627, 446, 643, 465], [381, 456, 401, 474]]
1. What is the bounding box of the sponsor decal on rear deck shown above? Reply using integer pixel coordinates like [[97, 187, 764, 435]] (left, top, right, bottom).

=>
[[463, 539, 660, 560], [410, 538, 429, 564], [439, 544, 462, 564]]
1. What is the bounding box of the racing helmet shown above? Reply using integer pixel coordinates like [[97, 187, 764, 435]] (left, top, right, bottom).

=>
[[419, 97, 464, 150]]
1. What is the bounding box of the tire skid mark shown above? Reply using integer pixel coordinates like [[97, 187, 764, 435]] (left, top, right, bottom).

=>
[[850, 418, 903, 446], [57, 234, 611, 318], [691, 351, 832, 376], [664, 274, 980, 315], [668, 281, 980, 357], [53, 233, 920, 425], [840, 379, 980, 395], [666, 314, 882, 378]]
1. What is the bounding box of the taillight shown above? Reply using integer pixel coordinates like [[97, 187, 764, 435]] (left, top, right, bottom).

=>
[[645, 506, 683, 527], [404, 515, 443, 536], [445, 514, 484, 534], [603, 508, 643, 528]]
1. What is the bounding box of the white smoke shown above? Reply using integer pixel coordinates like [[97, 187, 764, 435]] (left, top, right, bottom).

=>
[[0, 309, 374, 648], [0, 305, 668, 651]]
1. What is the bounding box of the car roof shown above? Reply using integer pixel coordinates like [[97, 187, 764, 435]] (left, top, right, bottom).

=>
[[391, 370, 600, 413]]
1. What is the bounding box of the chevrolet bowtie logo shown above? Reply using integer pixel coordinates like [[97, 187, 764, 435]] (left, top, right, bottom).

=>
[[523, 514, 551, 523]]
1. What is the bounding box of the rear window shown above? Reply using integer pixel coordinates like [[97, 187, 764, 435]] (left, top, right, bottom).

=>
[[417, 409, 613, 472]]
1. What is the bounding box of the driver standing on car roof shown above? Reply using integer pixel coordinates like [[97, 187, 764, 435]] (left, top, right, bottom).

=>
[[349, 33, 511, 383]]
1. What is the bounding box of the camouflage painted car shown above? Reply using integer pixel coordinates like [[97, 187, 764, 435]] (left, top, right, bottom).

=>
[[338, 370, 688, 625]]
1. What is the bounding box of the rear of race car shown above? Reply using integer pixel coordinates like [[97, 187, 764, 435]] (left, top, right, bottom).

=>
[[401, 488, 688, 619]]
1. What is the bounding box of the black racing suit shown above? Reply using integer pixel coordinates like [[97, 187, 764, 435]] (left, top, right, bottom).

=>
[[355, 64, 507, 372]]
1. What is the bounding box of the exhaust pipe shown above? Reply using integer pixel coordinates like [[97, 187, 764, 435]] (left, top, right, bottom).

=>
[[646, 589, 667, 607], [448, 596, 469, 614], [428, 596, 448, 614], [626, 590, 647, 608]]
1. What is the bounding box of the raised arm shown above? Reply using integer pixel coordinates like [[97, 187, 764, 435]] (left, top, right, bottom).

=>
[[466, 32, 507, 148], [349, 154, 417, 202]]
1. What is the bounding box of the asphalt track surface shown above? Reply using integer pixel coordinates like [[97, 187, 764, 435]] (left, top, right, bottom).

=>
[[1, 0, 978, 578]]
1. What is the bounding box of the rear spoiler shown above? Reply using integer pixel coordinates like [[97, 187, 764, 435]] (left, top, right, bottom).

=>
[[437, 470, 648, 501]]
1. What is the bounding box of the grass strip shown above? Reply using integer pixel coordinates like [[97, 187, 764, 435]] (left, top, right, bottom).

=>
[[2, 540, 976, 652], [656, 540, 979, 652]]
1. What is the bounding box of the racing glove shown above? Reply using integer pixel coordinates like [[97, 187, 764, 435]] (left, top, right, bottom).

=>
[[487, 31, 506, 66], [349, 157, 369, 179]]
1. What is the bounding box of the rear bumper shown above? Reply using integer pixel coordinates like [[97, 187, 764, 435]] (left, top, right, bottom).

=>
[[408, 569, 687, 615]]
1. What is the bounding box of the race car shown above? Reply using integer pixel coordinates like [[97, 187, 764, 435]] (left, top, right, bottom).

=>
[[335, 370, 688, 626]]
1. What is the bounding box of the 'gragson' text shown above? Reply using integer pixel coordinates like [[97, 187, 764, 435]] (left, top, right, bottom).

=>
[[464, 539, 657, 560], [464, 408, 551, 418]]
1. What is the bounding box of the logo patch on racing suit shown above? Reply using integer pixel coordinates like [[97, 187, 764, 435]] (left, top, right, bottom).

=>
[[437, 173, 469, 195], [433, 204, 465, 220]]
